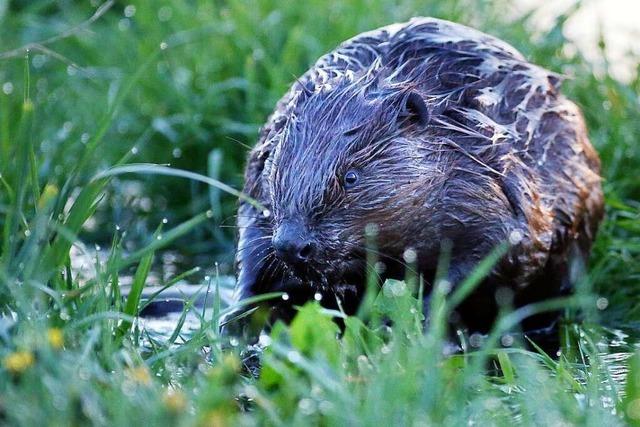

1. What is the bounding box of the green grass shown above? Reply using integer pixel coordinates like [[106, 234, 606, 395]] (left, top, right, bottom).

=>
[[1, 0, 639, 425]]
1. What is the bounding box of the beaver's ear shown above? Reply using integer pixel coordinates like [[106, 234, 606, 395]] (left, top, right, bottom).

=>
[[401, 91, 430, 129]]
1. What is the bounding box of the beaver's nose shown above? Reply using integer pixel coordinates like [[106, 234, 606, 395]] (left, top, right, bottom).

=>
[[272, 222, 316, 266]]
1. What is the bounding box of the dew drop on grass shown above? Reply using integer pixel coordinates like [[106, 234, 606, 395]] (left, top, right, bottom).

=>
[[314, 292, 322, 301], [403, 247, 417, 263], [172, 148, 182, 158], [118, 18, 130, 31], [287, 350, 302, 363], [81, 133, 90, 144], [298, 398, 316, 415], [205, 210, 214, 218], [162, 218, 168, 224], [160, 41, 168, 50], [365, 223, 378, 236], [469, 333, 484, 348], [229, 337, 239, 347], [31, 55, 47, 68], [204, 275, 211, 282], [262, 209, 271, 218], [95, 244, 101, 251], [24, 230, 31, 237], [258, 334, 272, 347], [2, 82, 14, 95], [596, 297, 609, 310], [281, 293, 290, 301], [115, 225, 121, 231], [124, 5, 136, 17], [500, 334, 514, 347], [78, 367, 90, 381], [437, 279, 451, 294], [130, 147, 139, 155], [158, 7, 172, 22]]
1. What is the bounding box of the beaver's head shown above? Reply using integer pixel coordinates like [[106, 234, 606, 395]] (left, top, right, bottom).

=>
[[263, 81, 436, 286]]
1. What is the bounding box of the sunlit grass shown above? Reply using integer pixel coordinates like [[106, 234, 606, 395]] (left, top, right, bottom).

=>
[[0, 0, 639, 425]]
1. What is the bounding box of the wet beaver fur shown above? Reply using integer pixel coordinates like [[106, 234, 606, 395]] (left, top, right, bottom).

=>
[[225, 17, 604, 342]]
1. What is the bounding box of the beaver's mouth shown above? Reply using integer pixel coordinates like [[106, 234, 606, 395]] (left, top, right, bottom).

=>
[[280, 255, 365, 289]]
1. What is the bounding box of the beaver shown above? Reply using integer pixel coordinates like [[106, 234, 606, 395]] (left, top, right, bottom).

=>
[[224, 17, 604, 342]]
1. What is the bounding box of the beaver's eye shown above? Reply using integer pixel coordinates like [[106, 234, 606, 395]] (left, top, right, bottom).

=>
[[344, 170, 359, 188]]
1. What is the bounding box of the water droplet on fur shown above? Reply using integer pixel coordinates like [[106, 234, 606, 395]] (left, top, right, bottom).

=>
[[509, 230, 523, 245]]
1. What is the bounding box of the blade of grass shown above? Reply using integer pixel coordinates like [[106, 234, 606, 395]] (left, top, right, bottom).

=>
[[93, 163, 265, 210], [115, 250, 154, 342]]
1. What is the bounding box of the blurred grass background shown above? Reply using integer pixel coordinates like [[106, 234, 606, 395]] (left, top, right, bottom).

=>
[[0, 0, 639, 425]]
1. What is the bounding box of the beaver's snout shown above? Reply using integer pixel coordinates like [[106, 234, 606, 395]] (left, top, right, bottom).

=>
[[272, 221, 316, 269]]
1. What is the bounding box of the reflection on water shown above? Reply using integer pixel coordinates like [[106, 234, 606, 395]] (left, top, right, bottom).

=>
[[135, 279, 234, 352]]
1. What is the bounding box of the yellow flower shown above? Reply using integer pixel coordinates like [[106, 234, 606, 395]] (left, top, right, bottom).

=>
[[47, 328, 64, 350], [201, 410, 228, 427], [163, 389, 187, 413], [3, 351, 35, 374], [126, 366, 152, 386], [38, 184, 59, 209]]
